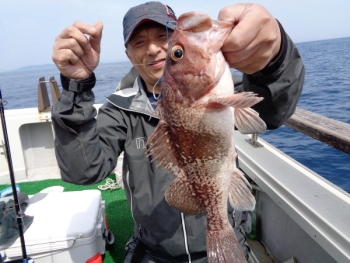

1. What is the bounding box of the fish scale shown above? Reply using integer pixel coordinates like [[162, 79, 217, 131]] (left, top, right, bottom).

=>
[[147, 11, 266, 263]]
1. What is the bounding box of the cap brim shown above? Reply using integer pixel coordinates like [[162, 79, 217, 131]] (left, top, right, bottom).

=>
[[124, 16, 176, 45]]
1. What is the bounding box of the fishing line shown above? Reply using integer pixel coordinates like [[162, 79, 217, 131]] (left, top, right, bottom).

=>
[[0, 20, 8, 39], [131, 63, 152, 66], [150, 20, 176, 100], [166, 20, 177, 42], [152, 77, 162, 100]]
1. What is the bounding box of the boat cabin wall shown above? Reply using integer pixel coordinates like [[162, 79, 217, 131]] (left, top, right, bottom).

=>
[[0, 108, 60, 184], [254, 190, 337, 263]]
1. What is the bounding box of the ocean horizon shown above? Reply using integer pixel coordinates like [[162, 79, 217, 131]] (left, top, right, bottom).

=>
[[2, 36, 349, 74]]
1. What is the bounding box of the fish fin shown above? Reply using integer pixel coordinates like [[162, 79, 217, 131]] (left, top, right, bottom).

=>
[[207, 225, 247, 263], [228, 169, 256, 211], [208, 92, 263, 109], [146, 119, 180, 173], [207, 92, 266, 133], [234, 107, 266, 134], [152, 101, 162, 117], [165, 173, 205, 215]]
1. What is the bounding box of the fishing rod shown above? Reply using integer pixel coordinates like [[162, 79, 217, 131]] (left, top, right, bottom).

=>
[[0, 89, 32, 263]]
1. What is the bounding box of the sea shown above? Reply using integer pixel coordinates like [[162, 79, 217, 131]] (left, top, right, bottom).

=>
[[0, 37, 349, 193]]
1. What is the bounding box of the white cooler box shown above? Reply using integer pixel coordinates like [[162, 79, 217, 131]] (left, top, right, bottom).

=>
[[4, 189, 110, 263]]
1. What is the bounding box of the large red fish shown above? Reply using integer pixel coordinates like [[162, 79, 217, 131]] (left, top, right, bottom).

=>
[[147, 12, 266, 262]]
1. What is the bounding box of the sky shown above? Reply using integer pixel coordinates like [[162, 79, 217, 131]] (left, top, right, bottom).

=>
[[0, 0, 349, 72]]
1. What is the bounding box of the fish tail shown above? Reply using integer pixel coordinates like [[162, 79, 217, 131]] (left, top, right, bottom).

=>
[[207, 225, 247, 263]]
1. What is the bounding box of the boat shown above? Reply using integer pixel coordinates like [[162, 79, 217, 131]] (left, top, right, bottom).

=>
[[0, 76, 349, 263]]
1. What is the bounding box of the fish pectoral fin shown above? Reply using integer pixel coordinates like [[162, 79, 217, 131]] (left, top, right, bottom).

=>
[[208, 92, 263, 109], [235, 107, 266, 134], [228, 169, 256, 211], [146, 120, 180, 172], [165, 174, 205, 215], [207, 92, 266, 134]]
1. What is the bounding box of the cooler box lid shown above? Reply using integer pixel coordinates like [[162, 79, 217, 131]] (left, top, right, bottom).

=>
[[5, 189, 102, 256]]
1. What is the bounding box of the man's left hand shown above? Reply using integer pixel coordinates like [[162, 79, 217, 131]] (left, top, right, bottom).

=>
[[218, 4, 281, 74]]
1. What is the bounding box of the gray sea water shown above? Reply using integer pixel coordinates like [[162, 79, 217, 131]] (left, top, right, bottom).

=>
[[0, 37, 349, 193]]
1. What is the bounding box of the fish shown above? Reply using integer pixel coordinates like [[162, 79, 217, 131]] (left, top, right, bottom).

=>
[[146, 12, 266, 263]]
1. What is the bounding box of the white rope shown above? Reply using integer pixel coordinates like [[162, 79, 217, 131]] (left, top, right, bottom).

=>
[[98, 172, 124, 191], [98, 178, 120, 190]]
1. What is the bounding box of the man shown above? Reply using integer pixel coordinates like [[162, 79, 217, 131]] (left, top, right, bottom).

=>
[[51, 2, 304, 262]]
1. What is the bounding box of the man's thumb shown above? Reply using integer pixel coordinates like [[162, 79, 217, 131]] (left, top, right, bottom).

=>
[[90, 21, 103, 52]]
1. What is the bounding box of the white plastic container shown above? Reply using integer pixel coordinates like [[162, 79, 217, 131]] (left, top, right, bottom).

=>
[[4, 190, 109, 263]]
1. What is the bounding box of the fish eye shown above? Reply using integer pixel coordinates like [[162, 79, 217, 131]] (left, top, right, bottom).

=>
[[171, 45, 184, 61]]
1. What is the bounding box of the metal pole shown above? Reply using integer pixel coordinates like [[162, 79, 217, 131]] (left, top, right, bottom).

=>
[[0, 89, 29, 262], [245, 133, 263, 148]]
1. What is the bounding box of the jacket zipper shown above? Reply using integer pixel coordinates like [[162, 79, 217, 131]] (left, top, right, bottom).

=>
[[181, 212, 192, 263], [125, 171, 136, 222]]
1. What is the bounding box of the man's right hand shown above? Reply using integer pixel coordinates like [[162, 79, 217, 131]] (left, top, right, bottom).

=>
[[52, 21, 103, 80]]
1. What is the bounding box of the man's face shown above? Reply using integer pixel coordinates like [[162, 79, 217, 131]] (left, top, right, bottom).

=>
[[125, 22, 172, 88]]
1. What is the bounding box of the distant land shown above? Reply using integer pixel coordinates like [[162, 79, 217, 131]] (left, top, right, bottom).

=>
[[0, 64, 57, 73], [11, 64, 57, 72], [2, 61, 130, 73]]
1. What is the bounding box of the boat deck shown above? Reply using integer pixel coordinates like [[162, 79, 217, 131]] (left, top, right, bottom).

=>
[[247, 239, 275, 263]]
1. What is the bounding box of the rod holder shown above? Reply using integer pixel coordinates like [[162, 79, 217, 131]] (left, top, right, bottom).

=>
[[38, 76, 61, 112], [245, 133, 264, 148]]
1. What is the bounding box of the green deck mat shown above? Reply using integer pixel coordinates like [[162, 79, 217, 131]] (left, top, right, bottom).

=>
[[0, 174, 133, 263]]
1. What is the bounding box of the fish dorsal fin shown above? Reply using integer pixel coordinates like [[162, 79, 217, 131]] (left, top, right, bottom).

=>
[[146, 107, 180, 173], [208, 92, 266, 134]]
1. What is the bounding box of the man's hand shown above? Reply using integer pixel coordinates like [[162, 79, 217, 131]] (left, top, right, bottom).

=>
[[52, 21, 103, 79], [218, 4, 281, 74]]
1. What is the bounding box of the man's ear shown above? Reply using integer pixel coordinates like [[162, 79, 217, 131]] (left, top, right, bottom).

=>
[[125, 49, 132, 61]]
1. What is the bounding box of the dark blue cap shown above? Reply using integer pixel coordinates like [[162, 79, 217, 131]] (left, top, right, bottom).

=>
[[123, 1, 177, 45]]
